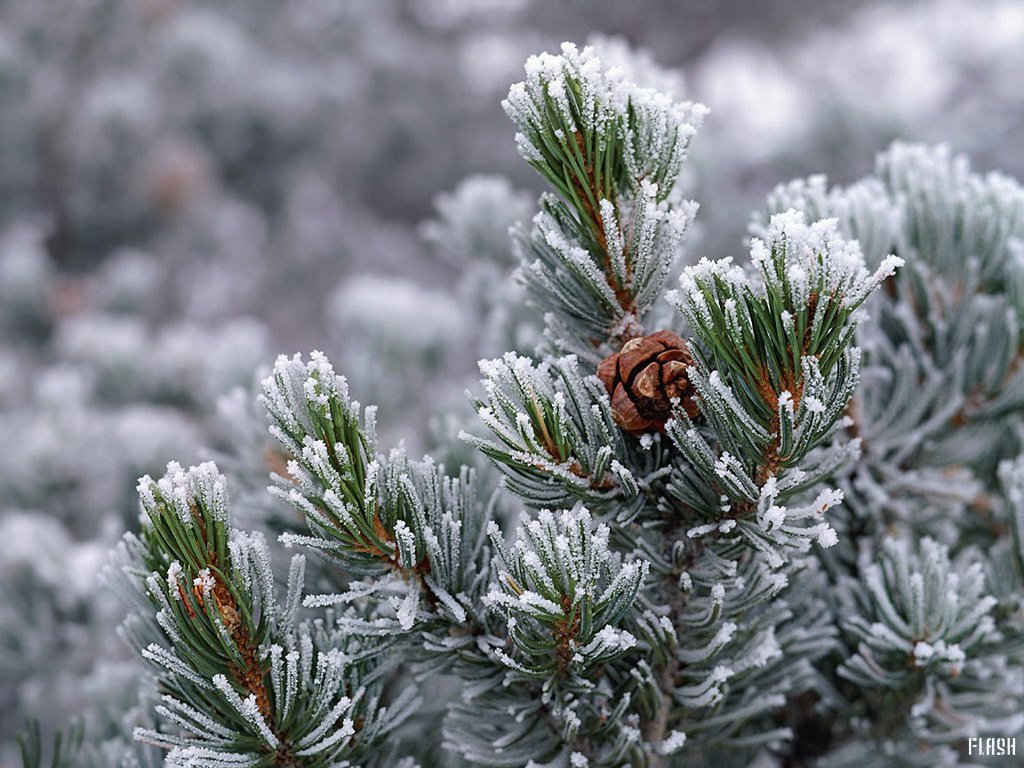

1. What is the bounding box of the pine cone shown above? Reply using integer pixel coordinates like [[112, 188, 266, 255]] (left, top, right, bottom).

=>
[[596, 330, 699, 435]]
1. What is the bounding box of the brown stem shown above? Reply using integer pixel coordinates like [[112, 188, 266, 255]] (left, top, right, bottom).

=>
[[184, 503, 273, 721], [211, 579, 273, 721], [554, 594, 582, 670], [571, 132, 635, 315]]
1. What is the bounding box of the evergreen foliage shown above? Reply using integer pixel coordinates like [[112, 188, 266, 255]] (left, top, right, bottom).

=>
[[48, 37, 1024, 768]]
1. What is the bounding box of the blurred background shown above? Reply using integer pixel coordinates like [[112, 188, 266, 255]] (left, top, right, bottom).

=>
[[1, 0, 1022, 761]]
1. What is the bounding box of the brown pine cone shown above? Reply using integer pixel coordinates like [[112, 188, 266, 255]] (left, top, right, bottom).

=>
[[596, 330, 700, 435]]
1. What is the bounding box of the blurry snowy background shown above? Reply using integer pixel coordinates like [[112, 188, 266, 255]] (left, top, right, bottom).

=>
[[2, 0, 1023, 761]]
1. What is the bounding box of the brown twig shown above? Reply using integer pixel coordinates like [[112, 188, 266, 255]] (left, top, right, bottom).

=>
[[572, 132, 635, 314]]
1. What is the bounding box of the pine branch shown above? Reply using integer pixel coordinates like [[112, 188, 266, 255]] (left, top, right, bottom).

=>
[[262, 351, 493, 637], [109, 461, 412, 767], [77, 35, 1024, 768], [504, 42, 703, 359], [484, 505, 647, 678], [463, 352, 643, 517]]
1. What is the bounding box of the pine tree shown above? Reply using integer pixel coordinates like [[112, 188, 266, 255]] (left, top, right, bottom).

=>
[[90, 41, 1024, 768]]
